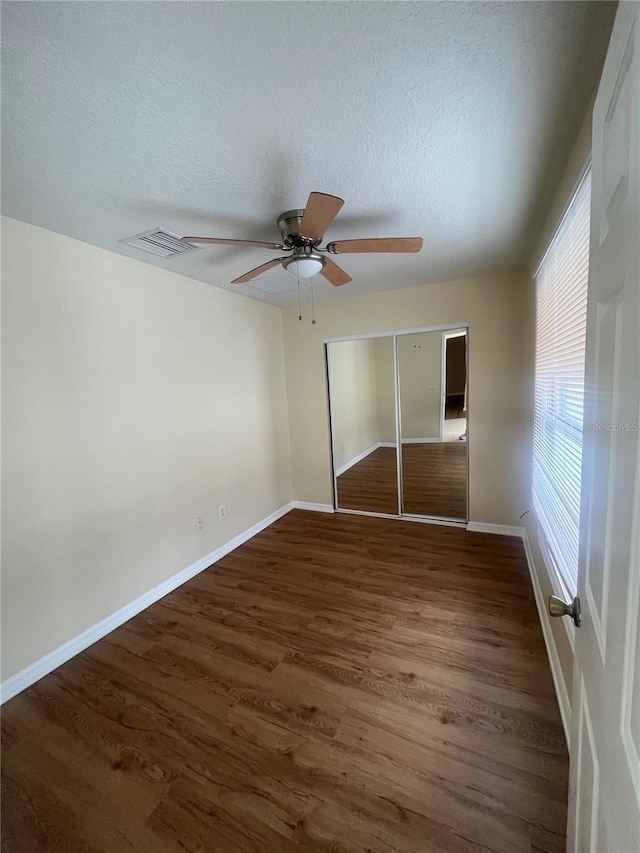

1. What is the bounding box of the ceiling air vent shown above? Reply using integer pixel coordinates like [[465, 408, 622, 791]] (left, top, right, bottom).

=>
[[120, 228, 199, 259]]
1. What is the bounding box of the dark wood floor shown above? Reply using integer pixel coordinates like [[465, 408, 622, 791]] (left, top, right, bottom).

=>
[[1, 511, 568, 853], [337, 444, 467, 518], [337, 446, 400, 514]]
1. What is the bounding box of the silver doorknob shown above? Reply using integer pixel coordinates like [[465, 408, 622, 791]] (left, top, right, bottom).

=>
[[548, 594, 581, 627]]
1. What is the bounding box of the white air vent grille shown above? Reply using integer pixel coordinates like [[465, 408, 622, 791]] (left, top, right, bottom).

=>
[[120, 228, 198, 259]]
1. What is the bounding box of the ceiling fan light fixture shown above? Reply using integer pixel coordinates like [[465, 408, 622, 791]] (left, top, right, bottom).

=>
[[283, 255, 325, 279]]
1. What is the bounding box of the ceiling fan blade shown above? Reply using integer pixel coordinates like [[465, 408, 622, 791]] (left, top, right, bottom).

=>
[[298, 192, 345, 242], [320, 257, 352, 287], [231, 259, 283, 284], [326, 237, 423, 254], [182, 236, 285, 250]]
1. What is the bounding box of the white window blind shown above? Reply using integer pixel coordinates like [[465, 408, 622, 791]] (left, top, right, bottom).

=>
[[533, 168, 591, 595]]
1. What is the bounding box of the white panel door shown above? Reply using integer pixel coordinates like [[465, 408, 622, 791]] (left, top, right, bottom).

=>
[[568, 3, 640, 852]]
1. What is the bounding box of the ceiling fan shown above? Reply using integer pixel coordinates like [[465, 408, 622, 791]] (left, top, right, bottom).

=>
[[182, 192, 423, 286]]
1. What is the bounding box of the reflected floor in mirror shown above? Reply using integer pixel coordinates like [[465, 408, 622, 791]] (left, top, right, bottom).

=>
[[336, 446, 399, 514], [336, 444, 467, 519], [402, 442, 467, 518]]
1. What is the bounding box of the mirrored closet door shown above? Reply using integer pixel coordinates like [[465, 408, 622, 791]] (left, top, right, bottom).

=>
[[397, 329, 468, 519], [327, 336, 398, 514], [326, 326, 468, 522]]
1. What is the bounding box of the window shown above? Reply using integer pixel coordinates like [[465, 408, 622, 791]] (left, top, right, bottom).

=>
[[533, 167, 591, 596]]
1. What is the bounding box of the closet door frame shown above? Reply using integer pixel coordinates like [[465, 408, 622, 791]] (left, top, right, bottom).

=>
[[325, 322, 469, 525]]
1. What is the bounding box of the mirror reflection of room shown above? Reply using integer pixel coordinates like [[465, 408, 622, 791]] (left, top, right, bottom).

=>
[[443, 331, 467, 442], [398, 329, 467, 519], [327, 327, 468, 521], [328, 337, 398, 515]]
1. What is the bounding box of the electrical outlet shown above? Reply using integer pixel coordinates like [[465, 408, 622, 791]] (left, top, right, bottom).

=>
[[218, 505, 226, 520], [196, 516, 204, 530]]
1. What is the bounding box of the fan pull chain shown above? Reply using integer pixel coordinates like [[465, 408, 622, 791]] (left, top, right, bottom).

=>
[[296, 266, 302, 322], [311, 276, 316, 325]]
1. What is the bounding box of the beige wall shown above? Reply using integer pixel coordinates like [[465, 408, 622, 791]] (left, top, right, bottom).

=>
[[327, 338, 378, 471], [398, 331, 442, 441], [373, 336, 396, 444], [522, 97, 596, 712], [1, 217, 293, 680], [328, 329, 446, 454], [283, 270, 530, 524]]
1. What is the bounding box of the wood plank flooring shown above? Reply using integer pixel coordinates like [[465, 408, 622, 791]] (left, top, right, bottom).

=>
[[1, 511, 568, 853], [402, 443, 467, 518], [337, 444, 467, 519], [337, 446, 400, 514]]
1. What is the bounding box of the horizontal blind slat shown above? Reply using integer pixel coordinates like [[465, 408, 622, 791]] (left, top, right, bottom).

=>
[[533, 170, 590, 595]]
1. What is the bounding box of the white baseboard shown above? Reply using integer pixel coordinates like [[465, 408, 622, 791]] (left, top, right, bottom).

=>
[[466, 521, 525, 537], [0, 501, 294, 704], [404, 514, 467, 528], [364, 439, 445, 447], [521, 529, 572, 746], [292, 501, 334, 513], [335, 508, 466, 528], [335, 443, 378, 477], [466, 521, 571, 746]]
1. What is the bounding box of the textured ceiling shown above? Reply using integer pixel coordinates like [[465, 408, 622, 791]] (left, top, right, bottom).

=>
[[1, 1, 615, 305]]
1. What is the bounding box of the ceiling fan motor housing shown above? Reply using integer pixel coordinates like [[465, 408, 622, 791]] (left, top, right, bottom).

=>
[[277, 208, 326, 277], [277, 209, 317, 247]]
